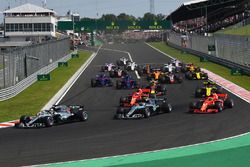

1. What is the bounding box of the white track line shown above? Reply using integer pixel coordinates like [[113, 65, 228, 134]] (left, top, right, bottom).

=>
[[54, 46, 102, 105], [100, 47, 141, 79]]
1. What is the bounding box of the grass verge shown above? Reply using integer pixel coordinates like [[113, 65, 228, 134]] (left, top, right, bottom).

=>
[[0, 50, 91, 122], [149, 42, 250, 91]]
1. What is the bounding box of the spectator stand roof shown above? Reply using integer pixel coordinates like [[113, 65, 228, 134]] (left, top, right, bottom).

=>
[[166, 0, 249, 24], [4, 3, 56, 14]]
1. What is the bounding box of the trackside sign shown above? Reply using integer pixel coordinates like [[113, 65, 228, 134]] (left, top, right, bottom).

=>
[[58, 20, 171, 31]]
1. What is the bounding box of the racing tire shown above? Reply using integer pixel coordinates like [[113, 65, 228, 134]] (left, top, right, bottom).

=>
[[181, 66, 187, 72], [159, 76, 166, 83], [195, 88, 202, 98], [176, 75, 183, 83], [109, 71, 115, 78], [156, 85, 166, 94], [137, 68, 143, 76], [20, 115, 30, 124], [216, 87, 223, 94], [185, 72, 192, 80], [144, 108, 151, 118], [214, 102, 223, 112], [14, 123, 21, 128], [161, 103, 172, 113], [189, 102, 197, 109], [108, 80, 113, 87], [115, 113, 123, 120], [123, 70, 128, 76], [149, 93, 156, 98], [53, 114, 62, 123], [91, 79, 96, 87], [126, 66, 131, 71], [117, 107, 126, 114], [120, 96, 128, 103], [116, 80, 122, 89], [116, 60, 122, 66], [225, 98, 234, 108], [101, 66, 106, 72], [203, 73, 208, 80], [44, 116, 54, 127], [77, 111, 88, 121]]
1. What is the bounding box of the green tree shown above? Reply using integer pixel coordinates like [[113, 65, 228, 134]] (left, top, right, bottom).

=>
[[143, 12, 157, 21], [100, 14, 117, 21], [117, 13, 136, 21], [156, 14, 165, 20], [80, 17, 96, 22]]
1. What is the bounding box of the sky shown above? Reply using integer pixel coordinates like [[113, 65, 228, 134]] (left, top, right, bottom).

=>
[[0, 0, 188, 20]]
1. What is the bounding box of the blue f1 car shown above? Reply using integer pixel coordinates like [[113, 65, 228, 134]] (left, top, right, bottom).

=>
[[91, 74, 113, 87], [115, 97, 172, 119], [116, 75, 138, 89]]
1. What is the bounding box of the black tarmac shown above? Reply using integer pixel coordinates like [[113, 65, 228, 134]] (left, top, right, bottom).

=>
[[0, 43, 249, 166]]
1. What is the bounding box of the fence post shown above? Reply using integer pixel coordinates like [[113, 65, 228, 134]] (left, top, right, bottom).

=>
[[2, 54, 5, 88]]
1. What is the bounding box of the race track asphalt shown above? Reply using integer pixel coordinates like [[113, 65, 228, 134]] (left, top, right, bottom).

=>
[[0, 43, 249, 167]]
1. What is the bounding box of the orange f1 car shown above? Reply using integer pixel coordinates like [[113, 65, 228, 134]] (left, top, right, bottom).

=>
[[189, 93, 234, 113]]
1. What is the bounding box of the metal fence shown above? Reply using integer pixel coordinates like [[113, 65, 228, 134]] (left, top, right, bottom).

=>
[[167, 31, 250, 72], [0, 38, 70, 89]]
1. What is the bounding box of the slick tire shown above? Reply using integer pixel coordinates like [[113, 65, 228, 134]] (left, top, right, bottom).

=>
[[225, 98, 234, 108], [91, 79, 96, 87], [115, 114, 123, 120], [20, 115, 29, 124], [44, 116, 54, 127], [144, 108, 151, 118], [109, 71, 115, 78], [78, 111, 88, 121], [116, 80, 122, 89], [215, 102, 223, 112]]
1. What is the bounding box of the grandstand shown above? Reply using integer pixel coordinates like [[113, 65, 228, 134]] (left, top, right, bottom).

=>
[[166, 0, 250, 34]]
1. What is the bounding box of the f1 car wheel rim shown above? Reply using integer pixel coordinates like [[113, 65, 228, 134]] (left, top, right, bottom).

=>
[[145, 109, 150, 118], [82, 112, 88, 120], [46, 117, 54, 127]]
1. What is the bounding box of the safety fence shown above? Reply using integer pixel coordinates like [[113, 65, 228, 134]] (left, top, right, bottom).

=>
[[0, 51, 73, 101], [166, 31, 250, 75], [0, 37, 70, 89]]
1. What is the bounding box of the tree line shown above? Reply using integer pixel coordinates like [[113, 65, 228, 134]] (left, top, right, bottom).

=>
[[81, 13, 165, 22]]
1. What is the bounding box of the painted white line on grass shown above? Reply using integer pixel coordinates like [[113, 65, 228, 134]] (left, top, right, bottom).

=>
[[100, 47, 141, 79], [146, 42, 250, 104]]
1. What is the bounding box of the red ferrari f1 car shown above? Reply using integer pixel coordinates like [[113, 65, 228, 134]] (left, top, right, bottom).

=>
[[120, 84, 166, 107], [189, 93, 234, 113]]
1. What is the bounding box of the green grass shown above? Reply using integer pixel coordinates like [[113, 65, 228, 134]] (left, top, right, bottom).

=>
[[149, 42, 250, 91], [0, 50, 91, 122], [216, 24, 250, 36]]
